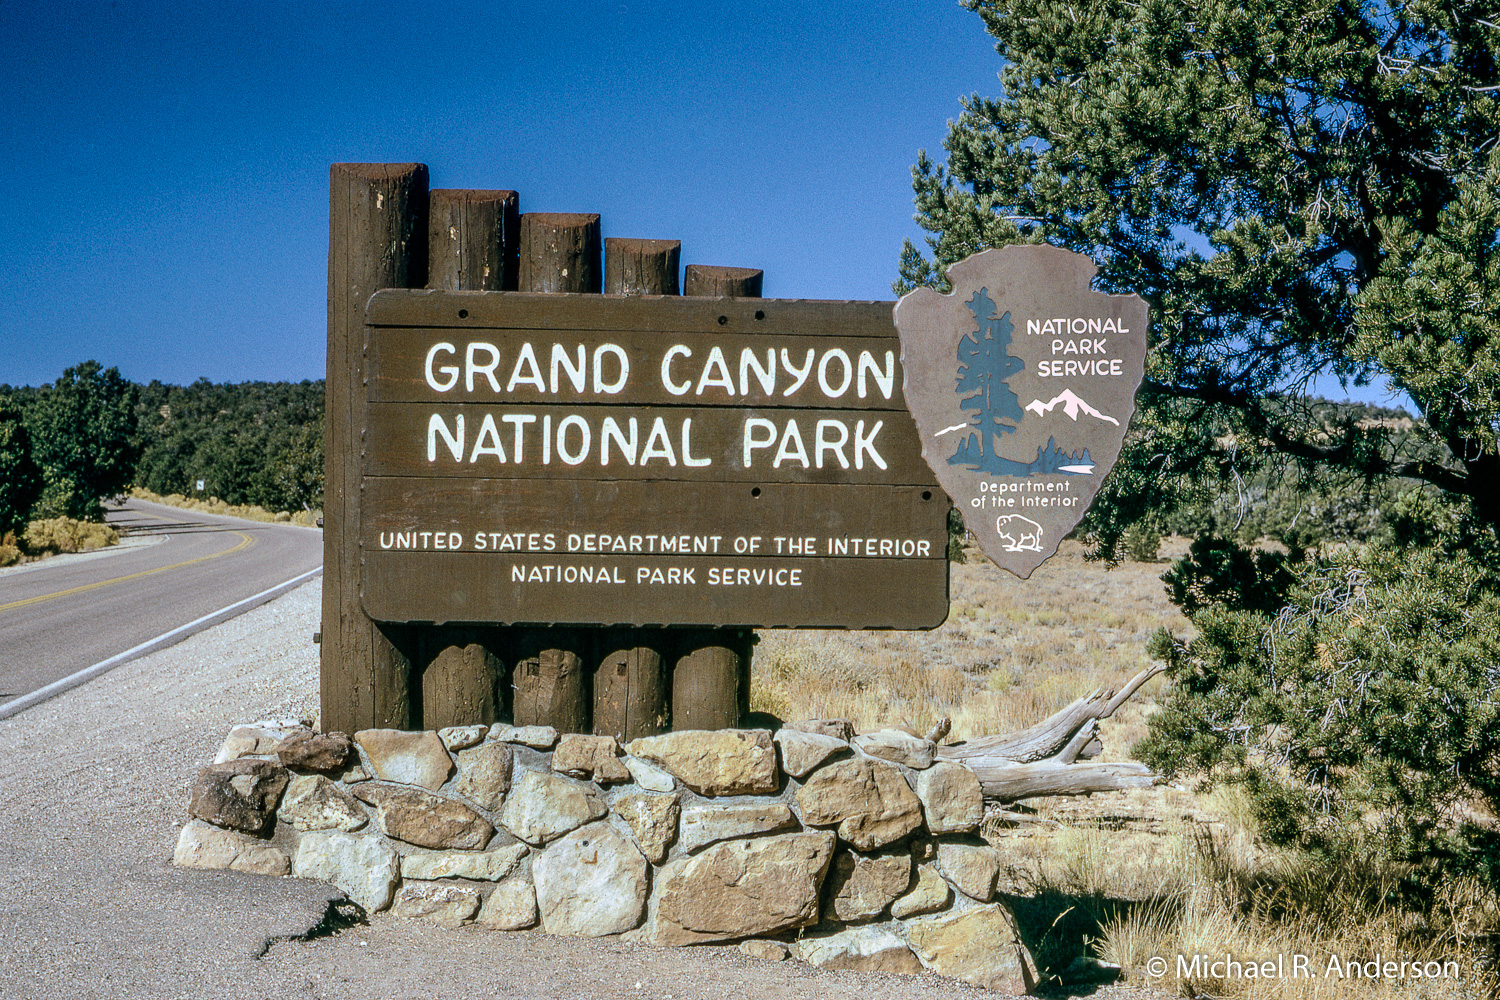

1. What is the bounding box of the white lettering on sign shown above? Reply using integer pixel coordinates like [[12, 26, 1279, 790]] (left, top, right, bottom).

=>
[[426, 340, 895, 403], [741, 417, 886, 470], [423, 412, 712, 470], [1025, 317, 1131, 336]]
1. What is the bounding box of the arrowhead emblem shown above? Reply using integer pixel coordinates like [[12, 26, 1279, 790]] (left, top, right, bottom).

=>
[[894, 246, 1148, 578]]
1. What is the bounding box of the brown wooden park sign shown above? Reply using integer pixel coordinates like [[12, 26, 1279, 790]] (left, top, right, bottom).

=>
[[360, 291, 947, 629], [322, 163, 1145, 740]]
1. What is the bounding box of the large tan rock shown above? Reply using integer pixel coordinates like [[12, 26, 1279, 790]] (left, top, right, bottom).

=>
[[795, 757, 923, 850], [773, 729, 849, 777], [500, 771, 607, 845], [622, 756, 675, 792], [904, 904, 1030, 991], [533, 822, 648, 937], [187, 759, 290, 835], [292, 830, 400, 912], [455, 741, 513, 811], [890, 863, 952, 918], [782, 719, 854, 741], [611, 792, 680, 863], [276, 774, 368, 832], [400, 842, 527, 881], [793, 926, 924, 974], [438, 725, 487, 751], [936, 840, 1001, 901], [391, 883, 481, 926], [488, 723, 558, 748], [476, 873, 537, 930], [351, 782, 494, 850], [172, 820, 290, 876], [852, 729, 936, 769], [213, 720, 303, 763], [625, 730, 777, 796], [739, 940, 789, 962], [678, 802, 794, 853], [277, 729, 354, 772], [825, 847, 912, 921], [354, 729, 452, 790], [552, 733, 631, 784], [649, 830, 836, 946], [915, 762, 984, 834]]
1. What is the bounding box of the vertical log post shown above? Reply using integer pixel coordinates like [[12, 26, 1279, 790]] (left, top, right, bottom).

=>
[[589, 237, 683, 740], [417, 190, 521, 730], [429, 188, 519, 292], [605, 238, 680, 296], [593, 635, 669, 741], [508, 211, 601, 732], [670, 263, 763, 729], [322, 163, 428, 734], [520, 213, 602, 293], [672, 630, 754, 730], [683, 264, 764, 298], [512, 633, 588, 734]]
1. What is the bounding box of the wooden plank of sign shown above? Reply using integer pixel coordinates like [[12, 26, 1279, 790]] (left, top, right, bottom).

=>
[[365, 288, 898, 338], [359, 479, 947, 551], [365, 328, 908, 408], [360, 551, 948, 628], [362, 403, 935, 484]]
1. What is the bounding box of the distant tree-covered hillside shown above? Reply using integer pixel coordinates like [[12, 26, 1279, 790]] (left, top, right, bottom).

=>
[[133, 379, 324, 512]]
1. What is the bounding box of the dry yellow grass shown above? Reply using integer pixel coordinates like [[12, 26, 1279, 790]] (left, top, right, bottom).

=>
[[21, 516, 119, 555], [752, 536, 1189, 746], [129, 487, 320, 527]]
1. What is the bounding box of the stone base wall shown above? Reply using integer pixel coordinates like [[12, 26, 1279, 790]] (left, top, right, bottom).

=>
[[176, 719, 1034, 992]]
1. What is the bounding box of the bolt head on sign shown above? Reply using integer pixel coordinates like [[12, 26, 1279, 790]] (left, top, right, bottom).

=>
[[894, 246, 1148, 578]]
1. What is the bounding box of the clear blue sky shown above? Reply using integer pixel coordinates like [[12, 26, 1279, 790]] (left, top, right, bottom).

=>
[[0, 0, 1000, 388]]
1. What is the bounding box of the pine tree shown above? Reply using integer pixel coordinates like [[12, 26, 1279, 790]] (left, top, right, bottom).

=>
[[952, 288, 1026, 472], [903, 0, 1500, 895]]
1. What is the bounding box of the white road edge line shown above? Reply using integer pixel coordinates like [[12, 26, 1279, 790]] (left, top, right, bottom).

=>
[[0, 566, 323, 721]]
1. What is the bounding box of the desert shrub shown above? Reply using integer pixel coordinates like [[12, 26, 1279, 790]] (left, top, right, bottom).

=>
[[1119, 520, 1162, 563], [22, 517, 119, 555], [0, 531, 20, 567]]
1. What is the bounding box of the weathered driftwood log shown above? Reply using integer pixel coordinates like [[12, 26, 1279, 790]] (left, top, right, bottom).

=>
[[936, 663, 1165, 802]]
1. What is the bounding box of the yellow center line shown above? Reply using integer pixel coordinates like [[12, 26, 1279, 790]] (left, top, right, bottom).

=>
[[0, 531, 255, 614]]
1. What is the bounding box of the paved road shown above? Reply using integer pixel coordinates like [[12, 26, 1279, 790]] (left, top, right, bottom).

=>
[[0, 498, 322, 711]]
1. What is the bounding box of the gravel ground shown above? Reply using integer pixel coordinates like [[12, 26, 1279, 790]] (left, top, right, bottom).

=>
[[0, 579, 1172, 1000]]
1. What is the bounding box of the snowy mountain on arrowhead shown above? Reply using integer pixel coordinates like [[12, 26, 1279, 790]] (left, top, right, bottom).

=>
[[1023, 390, 1119, 426]]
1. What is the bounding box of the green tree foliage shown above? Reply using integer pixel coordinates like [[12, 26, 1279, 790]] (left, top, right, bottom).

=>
[[1142, 509, 1500, 890], [904, 1, 1500, 891], [24, 361, 139, 520], [899, 0, 1500, 550], [0, 400, 42, 534], [133, 379, 324, 511]]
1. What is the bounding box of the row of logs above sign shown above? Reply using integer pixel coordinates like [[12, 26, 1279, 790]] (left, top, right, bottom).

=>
[[425, 190, 762, 299]]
